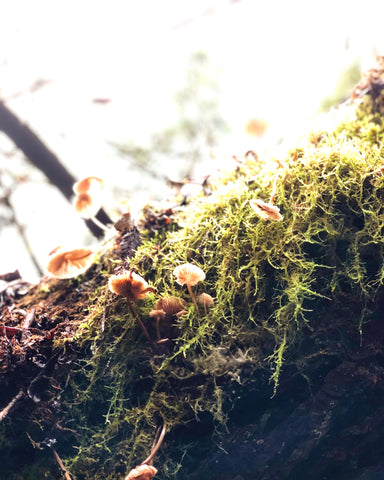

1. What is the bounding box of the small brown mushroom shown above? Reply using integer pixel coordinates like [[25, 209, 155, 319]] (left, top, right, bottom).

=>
[[74, 192, 101, 219], [125, 464, 157, 480], [149, 296, 188, 340], [73, 176, 104, 195], [46, 246, 96, 279], [108, 270, 156, 347], [249, 199, 283, 222], [108, 270, 155, 302], [152, 296, 188, 318], [72, 176, 109, 231], [125, 422, 166, 480], [197, 292, 214, 316], [173, 263, 205, 313]]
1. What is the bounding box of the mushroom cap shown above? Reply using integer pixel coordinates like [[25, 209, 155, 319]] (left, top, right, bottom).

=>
[[74, 192, 101, 218], [73, 176, 104, 195], [149, 309, 166, 320], [125, 464, 157, 480], [73, 177, 105, 218], [245, 117, 268, 138], [153, 296, 188, 316], [173, 263, 206, 287], [46, 246, 95, 279], [108, 270, 153, 302], [197, 292, 214, 307], [249, 199, 283, 221]]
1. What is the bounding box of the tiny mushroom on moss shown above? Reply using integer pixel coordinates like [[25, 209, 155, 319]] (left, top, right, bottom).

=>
[[150, 296, 188, 340], [152, 296, 188, 318], [108, 270, 157, 348], [108, 270, 155, 303], [46, 246, 96, 279], [125, 464, 157, 480], [125, 422, 166, 480], [173, 263, 205, 312], [249, 199, 283, 222], [197, 292, 214, 315], [74, 192, 101, 219], [73, 176, 109, 231], [73, 176, 104, 195]]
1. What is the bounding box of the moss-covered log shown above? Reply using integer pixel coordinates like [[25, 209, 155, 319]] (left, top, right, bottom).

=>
[[2, 58, 384, 480]]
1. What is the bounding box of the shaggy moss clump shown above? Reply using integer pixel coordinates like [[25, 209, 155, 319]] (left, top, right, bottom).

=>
[[3, 93, 384, 480]]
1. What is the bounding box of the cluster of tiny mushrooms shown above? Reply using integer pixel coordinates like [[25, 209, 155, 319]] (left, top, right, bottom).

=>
[[44, 166, 283, 479]]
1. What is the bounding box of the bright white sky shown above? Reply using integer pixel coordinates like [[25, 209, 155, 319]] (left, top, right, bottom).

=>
[[1, 0, 384, 281]]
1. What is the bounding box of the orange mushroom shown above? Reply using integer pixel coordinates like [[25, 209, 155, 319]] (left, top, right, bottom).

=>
[[173, 263, 205, 312], [249, 199, 283, 222], [46, 246, 96, 279], [125, 464, 157, 480], [197, 292, 214, 316], [149, 296, 187, 340], [125, 423, 166, 480], [108, 270, 156, 348], [72, 176, 109, 231], [73, 176, 104, 195]]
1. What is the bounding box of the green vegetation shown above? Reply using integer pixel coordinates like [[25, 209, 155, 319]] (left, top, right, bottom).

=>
[[3, 91, 384, 479]]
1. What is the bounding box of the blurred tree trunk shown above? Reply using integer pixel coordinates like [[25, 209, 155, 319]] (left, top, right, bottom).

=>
[[0, 101, 109, 237], [0, 101, 75, 200]]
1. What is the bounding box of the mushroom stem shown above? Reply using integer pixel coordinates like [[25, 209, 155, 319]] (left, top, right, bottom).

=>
[[269, 172, 280, 205], [155, 318, 161, 340], [141, 422, 167, 466], [126, 299, 157, 350], [86, 207, 111, 232], [0, 389, 24, 423], [186, 283, 199, 315]]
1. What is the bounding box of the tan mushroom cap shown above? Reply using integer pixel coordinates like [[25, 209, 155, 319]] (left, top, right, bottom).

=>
[[149, 309, 166, 321], [73, 176, 104, 195], [249, 199, 283, 221], [173, 263, 206, 287], [47, 246, 95, 279], [197, 292, 214, 307], [153, 296, 188, 316], [74, 191, 100, 218], [125, 464, 157, 480], [73, 176, 105, 219], [108, 270, 154, 302]]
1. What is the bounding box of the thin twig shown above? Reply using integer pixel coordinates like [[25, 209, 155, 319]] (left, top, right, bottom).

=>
[[22, 308, 36, 329], [21, 308, 36, 341], [52, 449, 73, 480], [0, 389, 24, 423]]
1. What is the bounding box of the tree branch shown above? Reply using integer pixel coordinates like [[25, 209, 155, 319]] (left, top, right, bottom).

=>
[[0, 101, 110, 237]]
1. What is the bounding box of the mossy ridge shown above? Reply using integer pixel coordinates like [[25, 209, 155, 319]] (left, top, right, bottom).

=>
[[144, 130, 384, 365], [4, 96, 384, 479], [61, 99, 384, 478]]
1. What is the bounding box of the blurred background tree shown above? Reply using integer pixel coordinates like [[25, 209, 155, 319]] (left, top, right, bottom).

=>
[[112, 51, 229, 188], [319, 58, 363, 111]]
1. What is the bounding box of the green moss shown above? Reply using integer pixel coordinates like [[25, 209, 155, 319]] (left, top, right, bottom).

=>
[[65, 98, 384, 477], [4, 94, 384, 479]]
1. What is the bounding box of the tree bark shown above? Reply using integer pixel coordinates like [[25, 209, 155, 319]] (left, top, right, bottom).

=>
[[0, 101, 75, 200], [0, 101, 109, 237]]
